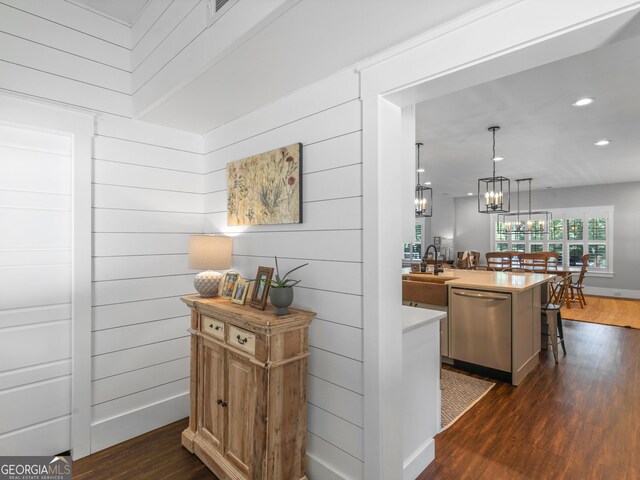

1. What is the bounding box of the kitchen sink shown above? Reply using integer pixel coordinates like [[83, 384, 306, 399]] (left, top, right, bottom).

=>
[[402, 273, 453, 306]]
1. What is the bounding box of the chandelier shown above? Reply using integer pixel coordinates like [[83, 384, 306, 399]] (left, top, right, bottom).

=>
[[498, 178, 552, 235], [478, 126, 510, 214], [415, 142, 432, 217]]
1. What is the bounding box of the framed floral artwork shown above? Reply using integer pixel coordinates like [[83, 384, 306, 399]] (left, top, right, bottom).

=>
[[227, 143, 302, 225]]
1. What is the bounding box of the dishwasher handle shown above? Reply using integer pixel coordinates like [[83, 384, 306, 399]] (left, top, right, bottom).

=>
[[453, 290, 509, 301]]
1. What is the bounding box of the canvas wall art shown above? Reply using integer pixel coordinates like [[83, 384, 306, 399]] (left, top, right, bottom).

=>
[[227, 143, 302, 226]]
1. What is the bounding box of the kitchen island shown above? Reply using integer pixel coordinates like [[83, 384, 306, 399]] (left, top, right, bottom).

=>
[[402, 269, 555, 385]]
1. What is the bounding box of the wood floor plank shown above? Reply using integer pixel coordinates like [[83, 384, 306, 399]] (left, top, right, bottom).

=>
[[563, 295, 640, 329], [420, 319, 640, 480], [73, 419, 217, 479]]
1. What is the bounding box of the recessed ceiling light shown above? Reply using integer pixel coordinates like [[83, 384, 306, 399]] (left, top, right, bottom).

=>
[[467, 192, 473, 196], [416, 168, 425, 173], [424, 181, 431, 185], [573, 97, 594, 107], [594, 139, 610, 147], [492, 156, 504, 162]]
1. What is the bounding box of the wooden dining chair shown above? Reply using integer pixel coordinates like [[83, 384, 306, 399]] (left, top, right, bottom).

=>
[[546, 252, 560, 272], [519, 252, 549, 272], [474, 265, 494, 271], [570, 254, 590, 308], [486, 251, 513, 271], [542, 274, 570, 362]]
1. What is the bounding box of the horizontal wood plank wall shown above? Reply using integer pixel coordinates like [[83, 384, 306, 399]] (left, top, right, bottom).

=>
[[0, 0, 130, 116], [202, 69, 364, 480], [0, 124, 72, 455], [91, 115, 204, 452]]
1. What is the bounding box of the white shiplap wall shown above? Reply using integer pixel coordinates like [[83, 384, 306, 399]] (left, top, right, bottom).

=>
[[0, 124, 72, 455], [203, 69, 364, 480], [0, 0, 130, 116], [90, 115, 204, 452]]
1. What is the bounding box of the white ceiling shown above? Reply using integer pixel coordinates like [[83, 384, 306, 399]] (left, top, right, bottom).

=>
[[70, 0, 149, 25], [141, 0, 491, 133], [415, 14, 640, 197]]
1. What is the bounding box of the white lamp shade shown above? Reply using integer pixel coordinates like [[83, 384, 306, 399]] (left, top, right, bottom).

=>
[[188, 235, 232, 270]]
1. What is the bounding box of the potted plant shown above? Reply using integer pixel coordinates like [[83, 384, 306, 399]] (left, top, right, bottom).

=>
[[267, 256, 308, 315]]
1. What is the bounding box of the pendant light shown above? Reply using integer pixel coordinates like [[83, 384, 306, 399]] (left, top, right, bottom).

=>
[[415, 142, 433, 217], [478, 126, 510, 214], [498, 178, 552, 235]]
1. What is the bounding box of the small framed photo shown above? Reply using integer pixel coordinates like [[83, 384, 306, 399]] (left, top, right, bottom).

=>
[[220, 271, 240, 298], [231, 279, 250, 305], [433, 236, 441, 247], [250, 266, 274, 310]]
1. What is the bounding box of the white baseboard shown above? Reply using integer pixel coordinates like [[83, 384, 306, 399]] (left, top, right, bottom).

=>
[[307, 451, 353, 480], [90, 392, 189, 453], [403, 437, 435, 480], [584, 286, 640, 299]]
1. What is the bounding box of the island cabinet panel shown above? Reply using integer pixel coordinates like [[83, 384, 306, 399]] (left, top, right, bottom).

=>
[[181, 295, 315, 480]]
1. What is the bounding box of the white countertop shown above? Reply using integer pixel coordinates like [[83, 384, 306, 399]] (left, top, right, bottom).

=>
[[403, 269, 555, 293], [402, 305, 446, 333]]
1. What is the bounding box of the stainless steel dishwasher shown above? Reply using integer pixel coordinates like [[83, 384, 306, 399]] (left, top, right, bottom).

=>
[[449, 288, 512, 372]]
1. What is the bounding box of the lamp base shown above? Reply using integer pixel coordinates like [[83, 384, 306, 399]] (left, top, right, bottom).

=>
[[194, 271, 223, 297]]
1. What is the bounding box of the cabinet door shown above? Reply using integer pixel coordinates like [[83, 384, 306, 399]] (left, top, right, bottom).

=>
[[225, 350, 259, 475], [198, 337, 226, 451]]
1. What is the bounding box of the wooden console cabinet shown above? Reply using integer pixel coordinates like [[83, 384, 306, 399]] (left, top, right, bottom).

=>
[[181, 295, 315, 480]]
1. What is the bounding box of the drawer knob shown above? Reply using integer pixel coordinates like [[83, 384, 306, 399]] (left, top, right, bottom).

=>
[[236, 335, 248, 345], [215, 326, 222, 331], [217, 400, 227, 407]]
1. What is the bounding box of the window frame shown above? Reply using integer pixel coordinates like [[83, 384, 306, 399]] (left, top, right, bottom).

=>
[[490, 205, 614, 275]]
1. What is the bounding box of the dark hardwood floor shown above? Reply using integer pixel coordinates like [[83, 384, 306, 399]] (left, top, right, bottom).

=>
[[73, 420, 217, 480], [74, 319, 639, 479], [420, 319, 640, 480]]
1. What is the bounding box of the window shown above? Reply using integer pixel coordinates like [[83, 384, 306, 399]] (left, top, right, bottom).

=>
[[403, 224, 422, 260], [491, 206, 613, 273]]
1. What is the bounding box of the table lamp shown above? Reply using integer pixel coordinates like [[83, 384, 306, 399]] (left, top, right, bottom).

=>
[[188, 235, 232, 297]]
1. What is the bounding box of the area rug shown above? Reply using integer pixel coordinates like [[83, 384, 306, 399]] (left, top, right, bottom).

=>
[[441, 369, 495, 431], [563, 295, 640, 330]]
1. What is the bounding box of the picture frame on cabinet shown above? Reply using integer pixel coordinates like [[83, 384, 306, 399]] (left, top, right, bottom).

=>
[[231, 279, 250, 305], [250, 266, 274, 310], [220, 271, 240, 298]]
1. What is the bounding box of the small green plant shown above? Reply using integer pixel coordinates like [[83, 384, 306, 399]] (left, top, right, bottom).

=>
[[269, 256, 308, 288]]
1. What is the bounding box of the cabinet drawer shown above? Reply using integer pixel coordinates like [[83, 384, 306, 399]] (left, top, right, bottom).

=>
[[228, 325, 256, 355], [202, 316, 225, 340]]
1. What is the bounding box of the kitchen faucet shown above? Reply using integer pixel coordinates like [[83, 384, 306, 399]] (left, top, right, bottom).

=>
[[423, 244, 444, 275]]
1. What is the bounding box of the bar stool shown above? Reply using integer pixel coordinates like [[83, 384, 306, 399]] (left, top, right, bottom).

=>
[[542, 275, 569, 363]]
